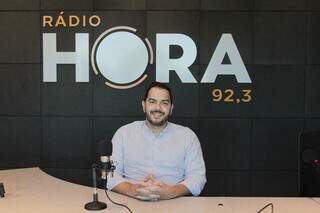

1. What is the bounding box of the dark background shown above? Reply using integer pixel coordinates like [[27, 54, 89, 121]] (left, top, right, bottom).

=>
[[0, 0, 320, 196]]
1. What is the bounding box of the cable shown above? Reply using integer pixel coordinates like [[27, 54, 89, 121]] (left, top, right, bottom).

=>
[[104, 184, 134, 213], [256, 203, 274, 213]]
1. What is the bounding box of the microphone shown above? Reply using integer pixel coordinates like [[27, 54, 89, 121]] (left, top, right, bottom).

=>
[[98, 139, 115, 182]]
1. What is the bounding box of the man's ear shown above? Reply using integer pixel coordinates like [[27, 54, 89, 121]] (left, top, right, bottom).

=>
[[142, 100, 146, 113]]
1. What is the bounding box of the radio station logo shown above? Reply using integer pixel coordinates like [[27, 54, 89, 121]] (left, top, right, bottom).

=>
[[42, 13, 252, 91]]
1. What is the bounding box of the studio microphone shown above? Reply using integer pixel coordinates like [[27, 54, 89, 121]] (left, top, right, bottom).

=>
[[97, 139, 115, 184]]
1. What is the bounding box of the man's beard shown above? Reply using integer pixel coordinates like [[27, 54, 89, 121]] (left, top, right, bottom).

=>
[[145, 110, 169, 127]]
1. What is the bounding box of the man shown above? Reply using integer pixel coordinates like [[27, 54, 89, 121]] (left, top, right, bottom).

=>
[[107, 82, 206, 201]]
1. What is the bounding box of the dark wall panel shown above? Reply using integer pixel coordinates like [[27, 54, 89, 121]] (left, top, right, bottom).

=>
[[147, 0, 199, 10], [0, 12, 40, 63], [42, 117, 93, 169], [251, 119, 302, 170], [41, 0, 93, 10], [199, 119, 251, 170], [254, 13, 306, 65], [306, 66, 320, 117], [201, 0, 254, 11], [203, 171, 251, 196], [200, 12, 253, 65], [254, 0, 306, 10], [252, 171, 298, 196], [0, 64, 40, 115], [308, 13, 320, 65], [94, 0, 146, 10], [0, 0, 40, 10], [0, 117, 41, 168]]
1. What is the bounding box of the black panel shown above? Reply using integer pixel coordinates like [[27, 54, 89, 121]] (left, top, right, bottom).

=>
[[199, 12, 253, 65], [147, 0, 199, 10], [252, 171, 298, 196], [304, 119, 320, 131], [306, 66, 320, 117], [42, 65, 93, 116], [250, 66, 305, 118], [254, 13, 306, 65], [254, 0, 306, 10], [93, 77, 146, 116], [308, 13, 320, 65], [199, 119, 251, 170], [251, 119, 302, 170], [309, 0, 320, 11], [0, 64, 40, 115], [93, 11, 146, 37], [0, 12, 40, 63], [202, 170, 251, 196], [147, 11, 199, 64], [41, 0, 93, 10], [42, 117, 92, 169], [0, 0, 40, 10], [201, 0, 254, 10], [94, 0, 146, 10], [0, 117, 41, 168], [41, 168, 92, 187]]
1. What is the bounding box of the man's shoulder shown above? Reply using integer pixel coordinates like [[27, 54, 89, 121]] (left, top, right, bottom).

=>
[[117, 120, 144, 132], [169, 122, 195, 134]]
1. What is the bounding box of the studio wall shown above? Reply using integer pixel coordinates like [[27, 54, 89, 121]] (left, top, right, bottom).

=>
[[0, 0, 320, 196]]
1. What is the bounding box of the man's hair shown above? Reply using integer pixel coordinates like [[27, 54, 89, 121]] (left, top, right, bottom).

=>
[[143, 82, 173, 103]]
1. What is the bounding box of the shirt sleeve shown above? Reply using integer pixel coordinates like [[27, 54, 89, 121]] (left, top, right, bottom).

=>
[[106, 128, 127, 190], [179, 129, 207, 196]]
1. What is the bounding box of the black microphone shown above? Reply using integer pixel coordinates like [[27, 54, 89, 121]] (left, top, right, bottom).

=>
[[98, 139, 115, 182]]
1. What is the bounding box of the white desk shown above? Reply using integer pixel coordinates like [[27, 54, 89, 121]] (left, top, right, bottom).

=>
[[1, 167, 320, 213]]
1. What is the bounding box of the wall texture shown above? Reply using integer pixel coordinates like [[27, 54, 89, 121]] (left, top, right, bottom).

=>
[[0, 0, 320, 196]]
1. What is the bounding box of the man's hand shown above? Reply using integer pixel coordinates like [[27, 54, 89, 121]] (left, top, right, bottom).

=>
[[140, 175, 190, 200]]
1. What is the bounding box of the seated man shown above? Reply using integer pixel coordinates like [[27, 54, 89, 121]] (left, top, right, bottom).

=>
[[107, 82, 206, 201]]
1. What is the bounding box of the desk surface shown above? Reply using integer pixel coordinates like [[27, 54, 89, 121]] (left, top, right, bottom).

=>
[[1, 167, 320, 213]]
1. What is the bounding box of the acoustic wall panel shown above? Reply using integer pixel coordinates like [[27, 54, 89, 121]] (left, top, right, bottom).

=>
[[308, 13, 320, 64], [0, 64, 40, 115], [0, 117, 41, 168], [147, 0, 199, 10], [41, 0, 93, 10], [305, 66, 320, 117], [94, 0, 146, 10], [201, 0, 254, 11], [0, 0, 40, 10], [254, 0, 306, 11], [250, 66, 305, 117], [254, 13, 306, 65], [251, 119, 302, 170], [252, 171, 298, 196], [199, 12, 253, 65], [42, 117, 92, 169], [203, 171, 251, 196], [0, 12, 40, 63], [199, 119, 251, 170]]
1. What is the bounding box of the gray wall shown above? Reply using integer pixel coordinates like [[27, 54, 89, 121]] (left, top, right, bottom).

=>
[[0, 0, 320, 196]]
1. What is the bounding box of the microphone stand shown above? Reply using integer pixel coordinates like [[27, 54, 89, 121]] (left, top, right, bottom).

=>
[[84, 164, 107, 211]]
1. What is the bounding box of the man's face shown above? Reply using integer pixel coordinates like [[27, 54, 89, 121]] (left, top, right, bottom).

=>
[[142, 87, 174, 127]]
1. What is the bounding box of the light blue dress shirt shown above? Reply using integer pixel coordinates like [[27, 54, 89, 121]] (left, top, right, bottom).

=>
[[107, 120, 206, 196]]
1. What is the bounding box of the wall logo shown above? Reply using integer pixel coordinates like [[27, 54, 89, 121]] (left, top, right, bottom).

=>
[[42, 13, 252, 89]]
